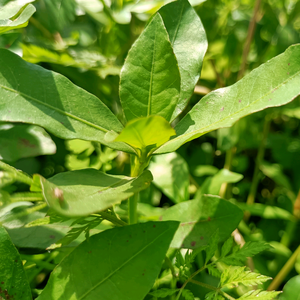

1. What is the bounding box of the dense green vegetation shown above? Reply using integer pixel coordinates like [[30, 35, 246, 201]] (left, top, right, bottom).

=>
[[0, 0, 300, 299]]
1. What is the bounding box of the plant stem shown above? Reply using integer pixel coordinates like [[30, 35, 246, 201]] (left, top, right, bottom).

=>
[[0, 161, 33, 186], [128, 192, 139, 224], [244, 116, 271, 220], [267, 244, 300, 291], [189, 279, 218, 291], [238, 0, 263, 79], [98, 211, 127, 227]]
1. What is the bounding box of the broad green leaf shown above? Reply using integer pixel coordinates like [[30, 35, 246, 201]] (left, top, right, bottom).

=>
[[197, 169, 243, 196], [0, 123, 56, 162], [37, 168, 153, 217], [148, 152, 189, 203], [160, 195, 243, 249], [159, 0, 208, 120], [231, 201, 295, 221], [220, 266, 271, 289], [0, 226, 32, 300], [205, 229, 219, 264], [114, 116, 176, 153], [279, 275, 300, 300], [0, 2, 35, 34], [119, 13, 181, 122], [37, 221, 179, 300], [155, 44, 300, 154], [0, 49, 133, 153], [237, 289, 281, 299]]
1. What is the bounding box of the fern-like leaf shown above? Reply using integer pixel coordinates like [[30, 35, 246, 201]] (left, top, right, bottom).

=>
[[237, 289, 281, 299], [205, 229, 220, 264], [149, 288, 179, 298], [182, 289, 195, 300]]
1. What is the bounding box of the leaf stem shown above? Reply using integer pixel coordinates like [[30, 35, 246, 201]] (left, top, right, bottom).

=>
[[0, 161, 33, 186], [267, 244, 300, 291], [98, 211, 127, 227], [189, 279, 218, 291]]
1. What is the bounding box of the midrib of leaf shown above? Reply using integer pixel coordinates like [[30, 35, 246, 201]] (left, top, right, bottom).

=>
[[160, 68, 300, 147], [0, 84, 110, 133], [147, 29, 157, 117], [79, 226, 173, 300], [170, 3, 184, 46]]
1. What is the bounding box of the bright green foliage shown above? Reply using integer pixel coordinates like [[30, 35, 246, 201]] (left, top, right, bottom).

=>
[[279, 275, 300, 300], [114, 115, 176, 154], [158, 0, 208, 120], [182, 289, 195, 300], [155, 44, 300, 154], [237, 290, 281, 299], [0, 123, 56, 162], [220, 266, 272, 289], [0, 1, 36, 34], [148, 152, 189, 203], [0, 226, 32, 300], [37, 221, 179, 300], [120, 14, 181, 122], [36, 168, 153, 217], [161, 195, 243, 248], [0, 49, 132, 153]]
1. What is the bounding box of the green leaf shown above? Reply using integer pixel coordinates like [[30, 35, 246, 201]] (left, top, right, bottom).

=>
[[205, 229, 219, 264], [37, 221, 179, 300], [220, 266, 272, 289], [219, 241, 271, 265], [0, 123, 56, 162], [155, 44, 300, 154], [279, 275, 300, 300], [119, 13, 181, 122], [0, 2, 35, 34], [114, 116, 176, 154], [0, 49, 133, 153], [182, 289, 195, 300], [0, 226, 32, 299], [221, 237, 234, 258], [237, 289, 281, 299], [149, 288, 179, 298], [158, 0, 208, 120], [37, 168, 153, 217], [161, 195, 243, 249], [148, 152, 189, 203]]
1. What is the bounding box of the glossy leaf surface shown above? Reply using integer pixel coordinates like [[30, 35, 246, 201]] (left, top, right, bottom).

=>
[[37, 221, 179, 300], [161, 195, 243, 249], [159, 0, 208, 120], [155, 44, 300, 154], [0, 2, 35, 34], [38, 168, 153, 217], [114, 116, 176, 153], [0, 49, 133, 153], [279, 275, 300, 300], [0, 123, 56, 162], [148, 152, 189, 203], [0, 226, 32, 300], [120, 14, 181, 122]]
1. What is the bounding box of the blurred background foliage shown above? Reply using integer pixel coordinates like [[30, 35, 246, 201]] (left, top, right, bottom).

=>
[[1, 0, 300, 295]]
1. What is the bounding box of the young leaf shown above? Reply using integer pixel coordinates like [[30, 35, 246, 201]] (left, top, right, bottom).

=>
[[219, 241, 271, 265], [37, 168, 153, 217], [0, 49, 133, 153], [119, 13, 181, 122], [37, 221, 179, 300], [182, 289, 195, 300], [237, 289, 281, 299], [114, 116, 176, 154], [279, 275, 300, 300], [220, 266, 272, 289], [205, 291, 224, 300], [0, 226, 32, 300], [149, 288, 179, 298], [221, 237, 234, 258], [207, 264, 221, 278], [0, 123, 56, 162], [0, 2, 36, 35], [205, 229, 219, 264], [158, 0, 208, 120], [161, 195, 243, 249], [155, 44, 300, 154]]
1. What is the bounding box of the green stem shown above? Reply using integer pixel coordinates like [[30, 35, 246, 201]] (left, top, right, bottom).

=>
[[128, 193, 139, 225], [267, 244, 300, 291], [98, 211, 127, 227], [22, 254, 55, 271], [244, 116, 271, 220], [189, 279, 218, 291], [0, 161, 33, 186]]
